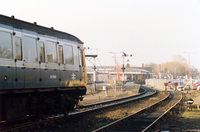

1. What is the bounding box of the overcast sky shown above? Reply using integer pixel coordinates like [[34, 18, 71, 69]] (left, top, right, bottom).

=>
[[1, 0, 200, 69]]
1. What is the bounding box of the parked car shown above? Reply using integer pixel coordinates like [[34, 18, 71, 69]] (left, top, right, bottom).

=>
[[197, 86, 200, 91], [191, 81, 200, 90], [167, 81, 187, 91], [177, 82, 186, 91]]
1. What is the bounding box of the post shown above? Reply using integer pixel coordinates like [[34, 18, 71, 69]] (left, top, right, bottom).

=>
[[187, 98, 193, 111], [110, 52, 118, 97], [121, 52, 126, 94], [121, 63, 125, 93], [121, 51, 132, 93], [85, 54, 98, 92], [189, 52, 191, 80], [103, 86, 108, 96], [174, 67, 177, 79], [114, 80, 117, 97], [93, 58, 96, 91], [174, 82, 178, 91], [164, 83, 168, 93], [114, 54, 117, 97]]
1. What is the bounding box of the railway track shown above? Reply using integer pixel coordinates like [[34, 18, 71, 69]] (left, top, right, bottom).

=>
[[93, 92, 182, 132], [0, 86, 157, 132], [71, 86, 156, 115]]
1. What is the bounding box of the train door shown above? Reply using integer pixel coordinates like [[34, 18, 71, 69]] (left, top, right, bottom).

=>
[[58, 44, 65, 87], [78, 46, 87, 87], [37, 38, 46, 88], [13, 28, 24, 89], [45, 40, 59, 87], [22, 31, 40, 88], [62, 44, 78, 87], [0, 27, 16, 89]]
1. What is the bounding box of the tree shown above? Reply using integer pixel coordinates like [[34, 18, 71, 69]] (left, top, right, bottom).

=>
[[161, 61, 185, 77], [145, 63, 159, 75], [191, 67, 199, 79], [172, 55, 186, 63], [145, 55, 200, 79]]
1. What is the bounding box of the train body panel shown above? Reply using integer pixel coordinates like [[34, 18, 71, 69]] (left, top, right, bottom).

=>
[[0, 14, 87, 121], [0, 66, 85, 90]]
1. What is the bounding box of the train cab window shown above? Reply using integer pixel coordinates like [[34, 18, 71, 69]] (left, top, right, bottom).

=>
[[15, 37, 22, 61], [64, 45, 74, 65], [23, 36, 38, 62], [58, 45, 64, 64], [46, 41, 57, 63], [79, 49, 83, 66], [38, 41, 45, 63], [0, 31, 12, 59]]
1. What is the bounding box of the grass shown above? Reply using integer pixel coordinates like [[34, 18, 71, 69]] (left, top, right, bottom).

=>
[[168, 108, 200, 130], [181, 108, 200, 119]]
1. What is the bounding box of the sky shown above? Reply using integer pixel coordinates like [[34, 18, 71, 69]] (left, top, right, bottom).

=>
[[1, 0, 200, 69]]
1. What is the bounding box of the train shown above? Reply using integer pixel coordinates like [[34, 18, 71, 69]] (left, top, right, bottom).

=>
[[0, 14, 87, 121]]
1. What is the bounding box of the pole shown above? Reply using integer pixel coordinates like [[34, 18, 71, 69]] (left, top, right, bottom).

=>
[[122, 52, 125, 93], [93, 57, 96, 91], [114, 79, 116, 97], [164, 83, 168, 94], [175, 67, 177, 79], [184, 51, 193, 80], [110, 52, 118, 97], [114, 54, 117, 97], [189, 52, 191, 80]]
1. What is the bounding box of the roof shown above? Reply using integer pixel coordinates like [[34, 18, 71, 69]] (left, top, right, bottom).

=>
[[86, 66, 152, 74], [0, 14, 83, 44]]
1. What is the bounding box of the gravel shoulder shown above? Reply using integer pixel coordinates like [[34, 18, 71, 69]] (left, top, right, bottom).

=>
[[79, 82, 141, 105]]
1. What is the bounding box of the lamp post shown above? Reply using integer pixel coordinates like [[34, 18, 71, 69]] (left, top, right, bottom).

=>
[[174, 67, 177, 79], [183, 51, 195, 80], [110, 52, 120, 97]]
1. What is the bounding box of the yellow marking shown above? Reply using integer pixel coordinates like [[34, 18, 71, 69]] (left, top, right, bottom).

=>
[[65, 80, 85, 87], [82, 48, 87, 87]]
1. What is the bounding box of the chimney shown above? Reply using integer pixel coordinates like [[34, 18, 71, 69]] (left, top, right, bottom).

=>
[[126, 63, 130, 68], [142, 63, 144, 67]]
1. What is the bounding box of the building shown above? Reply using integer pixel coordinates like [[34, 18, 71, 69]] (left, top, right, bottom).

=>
[[87, 65, 152, 84]]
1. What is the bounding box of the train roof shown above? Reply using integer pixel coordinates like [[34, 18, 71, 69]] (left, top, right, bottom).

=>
[[0, 14, 83, 44]]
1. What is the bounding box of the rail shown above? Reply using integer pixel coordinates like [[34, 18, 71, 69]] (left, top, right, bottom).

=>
[[93, 91, 170, 132], [81, 88, 146, 108], [70, 87, 156, 115], [1, 87, 156, 132], [142, 92, 182, 132]]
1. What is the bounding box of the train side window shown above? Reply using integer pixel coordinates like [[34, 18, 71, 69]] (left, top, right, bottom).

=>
[[64, 45, 74, 65], [38, 41, 45, 63], [15, 37, 22, 61], [58, 45, 64, 64], [0, 31, 12, 59], [46, 41, 57, 63], [23, 36, 38, 62]]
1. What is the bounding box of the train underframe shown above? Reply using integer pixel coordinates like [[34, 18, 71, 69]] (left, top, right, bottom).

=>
[[0, 87, 86, 122]]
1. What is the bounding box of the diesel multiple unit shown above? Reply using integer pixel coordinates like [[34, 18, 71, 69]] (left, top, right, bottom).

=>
[[0, 14, 87, 121]]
